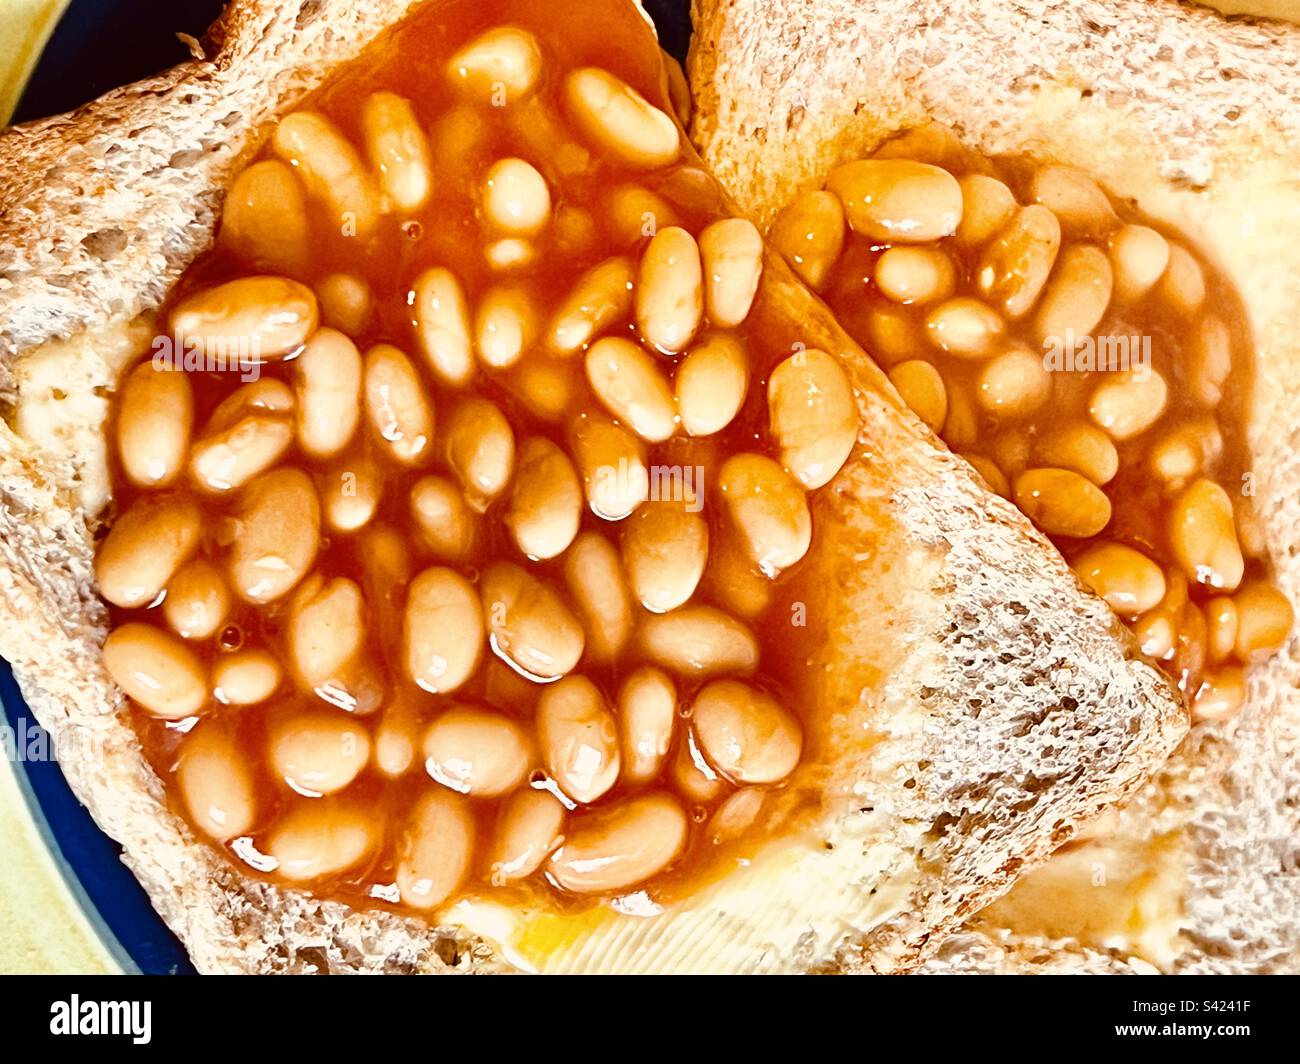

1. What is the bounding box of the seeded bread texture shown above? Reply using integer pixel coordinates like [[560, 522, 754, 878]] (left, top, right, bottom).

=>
[[0, 0, 1183, 973], [688, 0, 1300, 973]]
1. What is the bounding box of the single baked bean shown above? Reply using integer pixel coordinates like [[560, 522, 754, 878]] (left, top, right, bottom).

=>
[[889, 359, 948, 432], [296, 328, 362, 459], [1013, 467, 1113, 538], [483, 157, 551, 236], [1204, 597, 1238, 664], [1187, 316, 1231, 408], [825, 159, 962, 242], [672, 736, 725, 804], [1088, 369, 1168, 441], [564, 67, 680, 169], [1033, 243, 1113, 344], [547, 256, 635, 355], [163, 558, 230, 641], [617, 666, 676, 785], [1146, 418, 1223, 484], [220, 159, 309, 273], [270, 712, 371, 796], [675, 333, 748, 437], [606, 184, 679, 243], [288, 575, 366, 691], [361, 90, 433, 212], [103, 622, 207, 720], [116, 362, 193, 488], [412, 266, 474, 387], [865, 305, 925, 367], [1160, 567, 1191, 615], [485, 236, 536, 271], [486, 788, 566, 885], [1133, 608, 1177, 661], [423, 706, 533, 798], [925, 297, 1005, 358], [639, 604, 759, 677], [445, 398, 516, 510], [622, 502, 708, 613], [211, 648, 281, 706], [692, 679, 802, 785], [507, 437, 582, 560], [662, 47, 691, 125], [768, 190, 846, 291], [1035, 422, 1120, 486], [189, 381, 295, 492], [364, 343, 434, 466], [434, 103, 490, 181], [372, 694, 420, 778], [636, 226, 703, 354], [358, 524, 413, 625], [481, 562, 585, 681], [1232, 581, 1294, 661], [719, 453, 812, 576], [585, 336, 678, 442], [707, 787, 766, 845], [875, 246, 955, 305], [943, 390, 987, 446], [96, 494, 201, 609], [537, 675, 621, 804], [171, 276, 318, 360], [1071, 542, 1166, 617], [699, 218, 762, 327], [988, 428, 1032, 480], [570, 416, 650, 520], [395, 789, 476, 909], [1234, 496, 1268, 560], [954, 174, 1016, 248], [975, 345, 1051, 419], [1192, 666, 1246, 722], [404, 566, 484, 693], [1174, 600, 1208, 692], [268, 802, 377, 882], [410, 475, 477, 561], [322, 452, 383, 533], [703, 534, 773, 619], [447, 25, 542, 100], [1159, 243, 1206, 317], [1030, 166, 1117, 237], [271, 109, 383, 234], [227, 468, 320, 603], [208, 374, 294, 422], [547, 792, 688, 894], [475, 284, 537, 369], [178, 726, 256, 841], [564, 532, 634, 662], [1109, 224, 1169, 303], [316, 272, 373, 335], [767, 348, 857, 489], [1168, 478, 1244, 592], [977, 205, 1061, 319]]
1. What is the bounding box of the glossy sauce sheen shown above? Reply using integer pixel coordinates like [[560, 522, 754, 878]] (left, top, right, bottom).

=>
[[105, 0, 839, 916]]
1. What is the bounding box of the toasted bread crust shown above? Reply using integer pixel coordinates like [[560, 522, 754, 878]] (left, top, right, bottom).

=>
[[688, 0, 1300, 973], [0, 0, 1182, 973]]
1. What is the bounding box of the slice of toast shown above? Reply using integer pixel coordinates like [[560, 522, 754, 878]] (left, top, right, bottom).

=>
[[687, 0, 1300, 973], [0, 0, 1184, 974]]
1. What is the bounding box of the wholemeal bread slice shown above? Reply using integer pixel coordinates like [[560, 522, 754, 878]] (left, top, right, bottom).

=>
[[0, 0, 1184, 974], [688, 0, 1300, 973]]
